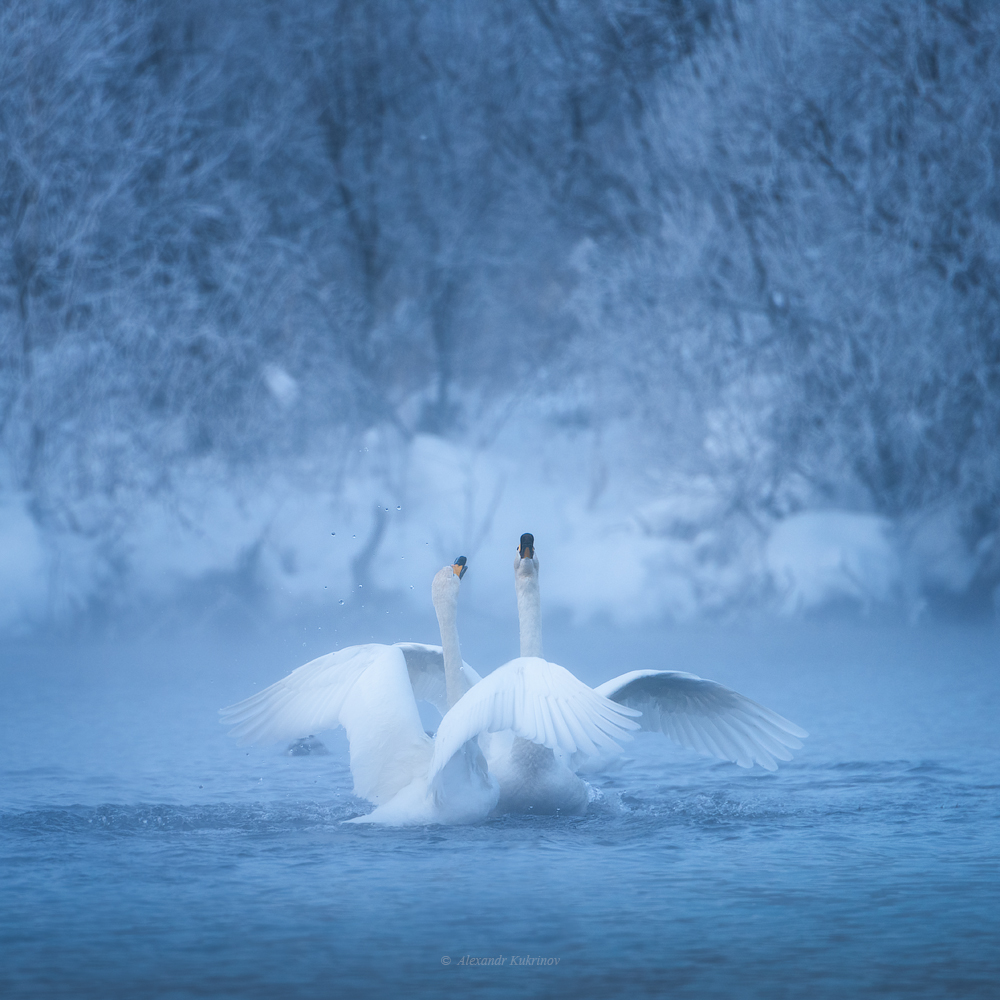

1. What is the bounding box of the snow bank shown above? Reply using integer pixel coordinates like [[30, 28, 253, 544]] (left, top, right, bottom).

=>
[[766, 511, 900, 613], [0, 423, 989, 630]]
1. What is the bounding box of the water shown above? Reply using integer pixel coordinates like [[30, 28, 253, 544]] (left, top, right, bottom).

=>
[[2, 614, 998, 998]]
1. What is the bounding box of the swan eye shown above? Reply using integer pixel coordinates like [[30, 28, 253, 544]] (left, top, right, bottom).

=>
[[452, 556, 468, 579]]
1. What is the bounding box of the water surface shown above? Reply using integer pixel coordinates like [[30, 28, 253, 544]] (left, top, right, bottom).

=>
[[2, 617, 998, 998]]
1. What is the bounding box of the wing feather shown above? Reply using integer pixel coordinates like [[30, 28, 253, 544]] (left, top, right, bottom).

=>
[[597, 669, 807, 770], [526, 681, 543, 744], [560, 698, 599, 757], [219, 645, 385, 745], [548, 698, 578, 754], [430, 657, 639, 779], [220, 644, 435, 805]]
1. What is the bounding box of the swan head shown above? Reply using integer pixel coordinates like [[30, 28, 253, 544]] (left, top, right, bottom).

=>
[[514, 532, 538, 579], [432, 556, 468, 610]]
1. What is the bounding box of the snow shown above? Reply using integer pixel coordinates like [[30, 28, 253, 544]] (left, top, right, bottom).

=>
[[766, 511, 900, 614], [3, 422, 972, 628], [1, 1, 997, 632], [0, 497, 47, 630]]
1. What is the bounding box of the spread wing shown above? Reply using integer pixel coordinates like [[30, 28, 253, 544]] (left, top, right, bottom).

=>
[[219, 644, 388, 746], [429, 656, 640, 781], [395, 643, 483, 716], [220, 643, 433, 804], [595, 670, 808, 771]]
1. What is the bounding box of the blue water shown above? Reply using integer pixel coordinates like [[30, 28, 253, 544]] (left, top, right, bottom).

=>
[[2, 615, 998, 998]]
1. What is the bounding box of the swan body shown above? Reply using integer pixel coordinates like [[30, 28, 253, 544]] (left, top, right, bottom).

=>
[[484, 731, 590, 814], [481, 536, 607, 814], [363, 653, 639, 820]]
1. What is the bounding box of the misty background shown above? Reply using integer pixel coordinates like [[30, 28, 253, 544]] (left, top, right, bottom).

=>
[[3, 9, 1000, 998], [3, 0, 999, 634]]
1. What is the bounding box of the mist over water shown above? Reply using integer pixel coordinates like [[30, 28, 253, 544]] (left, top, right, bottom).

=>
[[3, 0, 1000, 996], [3, 610, 999, 998]]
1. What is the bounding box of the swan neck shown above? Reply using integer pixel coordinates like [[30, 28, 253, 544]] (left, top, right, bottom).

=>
[[434, 590, 468, 709], [516, 571, 542, 659]]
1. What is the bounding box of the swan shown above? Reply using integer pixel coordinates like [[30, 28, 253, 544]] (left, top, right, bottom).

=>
[[513, 532, 808, 774], [346, 558, 500, 824], [475, 535, 607, 814], [220, 558, 494, 822], [220, 557, 638, 825], [351, 556, 641, 823], [218, 558, 480, 748]]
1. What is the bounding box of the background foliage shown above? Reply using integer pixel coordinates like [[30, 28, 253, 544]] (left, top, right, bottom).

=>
[[2, 0, 998, 625]]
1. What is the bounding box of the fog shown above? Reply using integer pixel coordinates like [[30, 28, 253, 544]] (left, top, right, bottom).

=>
[[2, 4, 999, 998]]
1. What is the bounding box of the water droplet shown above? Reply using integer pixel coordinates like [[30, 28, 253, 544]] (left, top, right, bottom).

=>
[[358, 583, 363, 588], [331, 532, 336, 536], [409, 585, 414, 589], [324, 585, 328, 589], [339, 600, 344, 605], [396, 506, 401, 510]]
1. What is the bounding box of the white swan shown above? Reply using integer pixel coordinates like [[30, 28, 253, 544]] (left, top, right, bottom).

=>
[[476, 535, 607, 814], [220, 557, 639, 825], [356, 558, 641, 822], [513, 532, 808, 774], [220, 559, 495, 823]]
